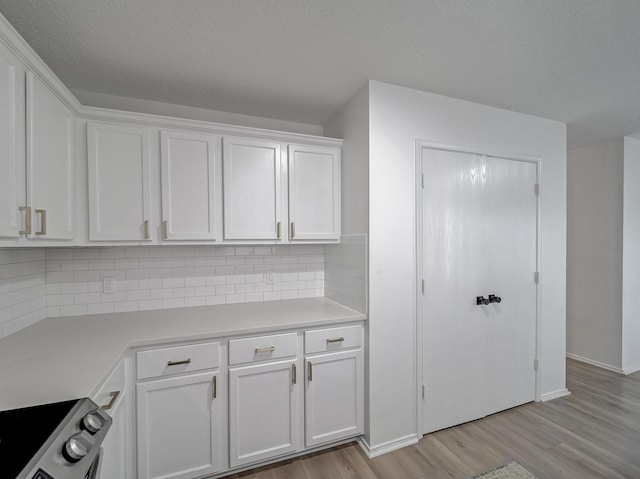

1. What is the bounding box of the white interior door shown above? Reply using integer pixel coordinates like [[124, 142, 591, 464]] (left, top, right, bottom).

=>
[[421, 148, 537, 434]]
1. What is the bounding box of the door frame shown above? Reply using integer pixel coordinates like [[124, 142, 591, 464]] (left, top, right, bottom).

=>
[[415, 140, 542, 437]]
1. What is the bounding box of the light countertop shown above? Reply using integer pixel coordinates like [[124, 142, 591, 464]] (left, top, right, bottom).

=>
[[0, 298, 365, 411]]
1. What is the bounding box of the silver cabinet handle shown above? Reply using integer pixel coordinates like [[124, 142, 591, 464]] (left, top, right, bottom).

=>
[[255, 346, 276, 354], [162, 220, 169, 239], [308, 361, 313, 381], [327, 337, 345, 344], [143, 220, 150, 239], [167, 358, 191, 366], [276, 221, 281, 239], [35, 209, 46, 235], [100, 391, 121, 410], [19, 206, 31, 235], [292, 364, 297, 385], [212, 375, 217, 399], [291, 221, 295, 238]]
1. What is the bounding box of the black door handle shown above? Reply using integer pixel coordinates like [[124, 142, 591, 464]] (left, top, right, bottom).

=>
[[488, 294, 502, 304], [476, 296, 490, 306]]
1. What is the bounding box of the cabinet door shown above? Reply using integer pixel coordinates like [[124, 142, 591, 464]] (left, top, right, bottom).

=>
[[0, 43, 26, 239], [161, 130, 217, 241], [26, 71, 74, 240], [137, 371, 221, 479], [99, 388, 130, 479], [305, 349, 363, 447], [87, 122, 152, 241], [222, 137, 282, 240], [229, 359, 299, 467], [288, 144, 340, 241]]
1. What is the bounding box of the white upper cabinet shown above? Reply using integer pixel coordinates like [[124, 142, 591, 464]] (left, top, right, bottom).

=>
[[87, 121, 153, 242], [223, 137, 282, 241], [161, 130, 218, 241], [0, 42, 26, 239], [288, 144, 340, 241], [26, 72, 75, 240]]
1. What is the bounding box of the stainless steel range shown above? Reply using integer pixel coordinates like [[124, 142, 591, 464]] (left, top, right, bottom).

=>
[[0, 398, 112, 479]]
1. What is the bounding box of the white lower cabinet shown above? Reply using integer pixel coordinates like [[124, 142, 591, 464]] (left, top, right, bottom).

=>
[[92, 358, 134, 479], [135, 341, 222, 479], [137, 372, 221, 479], [229, 358, 300, 467], [129, 323, 363, 479], [304, 324, 364, 447], [305, 349, 364, 447]]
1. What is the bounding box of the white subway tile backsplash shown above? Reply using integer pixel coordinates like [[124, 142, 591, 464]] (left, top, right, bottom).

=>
[[324, 235, 367, 314], [0, 249, 47, 338], [0, 245, 327, 334]]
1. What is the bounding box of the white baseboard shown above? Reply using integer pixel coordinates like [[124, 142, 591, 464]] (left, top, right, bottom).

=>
[[566, 353, 625, 374], [357, 433, 419, 458], [623, 362, 640, 375], [540, 388, 571, 402]]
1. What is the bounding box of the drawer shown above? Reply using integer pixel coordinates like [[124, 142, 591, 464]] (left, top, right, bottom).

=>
[[305, 325, 362, 354], [92, 358, 126, 411], [229, 333, 298, 365], [136, 341, 220, 380]]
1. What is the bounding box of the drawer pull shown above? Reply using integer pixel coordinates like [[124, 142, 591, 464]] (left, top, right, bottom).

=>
[[308, 361, 313, 381], [255, 346, 276, 354], [212, 375, 217, 399], [101, 390, 121, 410], [326, 337, 345, 344], [292, 364, 297, 385], [167, 358, 191, 367]]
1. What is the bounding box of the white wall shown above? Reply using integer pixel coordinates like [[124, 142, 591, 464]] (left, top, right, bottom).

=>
[[362, 81, 567, 451], [72, 89, 324, 137], [567, 139, 624, 370], [325, 84, 370, 235], [622, 137, 640, 373]]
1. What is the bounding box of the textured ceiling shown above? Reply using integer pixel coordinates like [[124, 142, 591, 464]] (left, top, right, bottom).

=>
[[1, 0, 639, 149]]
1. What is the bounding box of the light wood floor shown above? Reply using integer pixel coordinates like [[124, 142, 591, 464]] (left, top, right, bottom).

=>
[[229, 359, 640, 479]]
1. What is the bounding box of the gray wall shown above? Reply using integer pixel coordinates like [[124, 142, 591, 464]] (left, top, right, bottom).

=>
[[567, 139, 624, 370]]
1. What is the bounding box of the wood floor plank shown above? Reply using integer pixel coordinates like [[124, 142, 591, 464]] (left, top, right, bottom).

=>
[[231, 360, 640, 479]]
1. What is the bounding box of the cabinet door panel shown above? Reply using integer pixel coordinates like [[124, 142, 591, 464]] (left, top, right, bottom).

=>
[[0, 43, 25, 238], [288, 144, 340, 241], [100, 388, 129, 479], [223, 137, 281, 240], [305, 349, 363, 447], [137, 372, 220, 479], [161, 130, 217, 241], [229, 359, 298, 467], [26, 72, 74, 240], [87, 122, 152, 241]]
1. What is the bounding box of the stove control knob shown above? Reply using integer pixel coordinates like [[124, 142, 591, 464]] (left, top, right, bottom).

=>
[[63, 430, 95, 463], [82, 408, 110, 434]]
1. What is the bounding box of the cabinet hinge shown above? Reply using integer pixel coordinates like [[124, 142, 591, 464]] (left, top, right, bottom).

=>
[[534, 272, 539, 284], [421, 173, 425, 188], [534, 359, 539, 371], [534, 183, 540, 196]]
